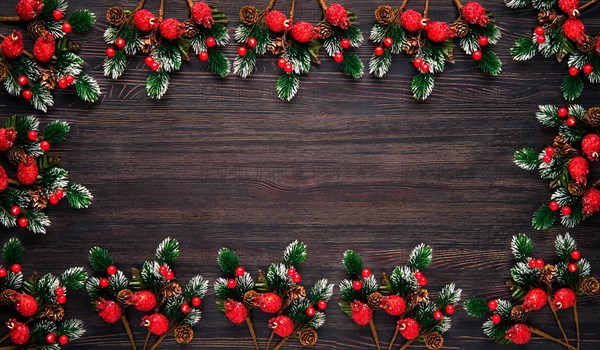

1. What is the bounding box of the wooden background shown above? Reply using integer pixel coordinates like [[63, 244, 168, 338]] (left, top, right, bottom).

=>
[[1, 0, 599, 348]]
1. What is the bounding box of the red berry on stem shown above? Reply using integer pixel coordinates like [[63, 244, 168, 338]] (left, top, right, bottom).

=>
[[418, 276, 428, 286], [181, 304, 190, 313], [535, 26, 545, 35], [536, 35, 545, 44], [145, 56, 155, 66], [18, 217, 28, 228], [383, 37, 393, 47], [374, 46, 384, 56], [115, 38, 126, 48], [165, 270, 175, 280], [99, 278, 110, 288], [472, 50, 483, 61], [306, 306, 315, 316], [40, 140, 50, 151], [22, 90, 33, 100], [18, 76, 28, 86], [413, 58, 423, 68], [528, 259, 536, 268], [158, 266, 167, 275], [10, 206, 21, 216], [361, 268, 372, 278], [445, 304, 455, 314], [421, 63, 430, 73], [46, 333, 56, 343], [150, 62, 160, 71], [247, 38, 257, 48], [58, 335, 68, 345], [49, 194, 59, 205], [62, 22, 72, 33], [27, 130, 37, 141], [53, 10, 63, 21], [535, 258, 545, 268], [479, 36, 489, 46], [571, 250, 581, 260], [65, 74, 74, 85], [106, 48, 115, 57], [488, 300, 498, 311], [107, 266, 117, 275], [11, 264, 21, 273], [353, 280, 363, 290], [292, 272, 302, 283], [317, 300, 327, 310], [569, 66, 579, 76], [278, 58, 287, 69], [238, 46, 247, 57], [199, 51, 209, 61], [433, 310, 443, 320], [567, 117, 576, 127], [568, 263, 578, 273], [58, 78, 68, 89], [542, 155, 552, 163], [414, 271, 423, 279], [192, 296, 202, 307], [235, 266, 245, 276], [227, 279, 237, 289], [545, 147, 555, 156], [341, 38, 351, 49], [549, 201, 559, 211], [0, 268, 6, 278], [583, 64, 593, 74], [334, 52, 344, 63], [491, 314, 501, 324], [562, 206, 572, 216], [558, 107, 568, 117], [206, 37, 216, 48], [284, 63, 293, 74], [55, 288, 64, 296], [57, 295, 67, 304]]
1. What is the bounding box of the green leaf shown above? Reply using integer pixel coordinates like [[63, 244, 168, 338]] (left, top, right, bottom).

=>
[[342, 250, 363, 276], [217, 248, 240, 274], [152, 43, 182, 72], [514, 147, 541, 171], [88, 247, 113, 272], [104, 50, 127, 80], [75, 73, 101, 103], [551, 187, 578, 207], [235, 24, 271, 55], [419, 46, 445, 74], [560, 200, 583, 228], [61, 267, 88, 290], [411, 73, 435, 101], [407, 244, 432, 270], [207, 23, 230, 46], [369, 50, 392, 78], [55, 52, 84, 77], [69, 9, 96, 33], [233, 50, 256, 78], [532, 204, 555, 230], [555, 233, 577, 260], [266, 263, 291, 293], [284, 46, 311, 75], [390, 266, 419, 295], [310, 279, 334, 303], [478, 50, 502, 76], [43, 120, 70, 145], [464, 297, 489, 318], [185, 275, 209, 299], [437, 283, 462, 308], [536, 104, 561, 127], [282, 241, 307, 266], [66, 183, 93, 209], [2, 238, 24, 266], [505, 0, 532, 8], [146, 71, 170, 99], [104, 25, 142, 55], [562, 75, 584, 101], [29, 84, 54, 113], [22, 209, 50, 234], [156, 237, 180, 264], [511, 233, 534, 263], [276, 73, 300, 101], [340, 53, 364, 79], [59, 319, 86, 340], [207, 52, 230, 77]]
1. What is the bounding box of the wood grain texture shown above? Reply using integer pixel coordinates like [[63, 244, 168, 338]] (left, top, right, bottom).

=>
[[1, 0, 599, 349]]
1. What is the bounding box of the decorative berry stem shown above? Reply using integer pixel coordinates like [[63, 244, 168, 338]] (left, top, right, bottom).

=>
[[142, 330, 152, 350], [289, 0, 297, 23], [574, 302, 580, 350], [0, 345, 19, 350], [245, 317, 259, 350], [266, 330, 275, 350], [387, 328, 399, 350], [0, 16, 21, 23], [400, 0, 410, 11], [453, 0, 463, 9], [577, 0, 599, 12], [186, 0, 195, 11], [121, 316, 138, 350], [265, 0, 278, 12], [369, 319, 382, 350], [134, 0, 149, 12], [158, 0, 165, 21], [147, 333, 167, 350], [272, 336, 289, 350], [547, 297, 570, 347], [423, 0, 430, 18], [530, 327, 577, 350], [317, 0, 328, 11], [398, 339, 414, 350]]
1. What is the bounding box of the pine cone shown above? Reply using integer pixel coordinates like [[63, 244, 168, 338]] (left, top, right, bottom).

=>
[[164, 282, 182, 298], [374, 6, 395, 25], [174, 325, 194, 344], [402, 35, 420, 55], [0, 63, 7, 82], [239, 5, 259, 26], [243, 290, 258, 309], [577, 37, 594, 53], [511, 305, 528, 322], [298, 327, 318, 346], [27, 20, 46, 40], [0, 289, 16, 306], [29, 190, 48, 211], [140, 35, 158, 55], [537, 9, 558, 25], [117, 289, 133, 307], [317, 20, 333, 40], [585, 107, 600, 127], [183, 19, 199, 39], [269, 37, 284, 55], [6, 148, 26, 165], [288, 285, 306, 301], [425, 332, 444, 350], [367, 292, 383, 310], [39, 67, 56, 91], [106, 6, 127, 26], [43, 306, 65, 322], [451, 18, 469, 38], [540, 264, 556, 288], [568, 181, 585, 196], [411, 288, 429, 304], [580, 276, 600, 296]]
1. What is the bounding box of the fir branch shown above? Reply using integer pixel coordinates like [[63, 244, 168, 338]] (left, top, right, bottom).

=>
[[104, 50, 128, 80], [152, 43, 182, 73], [555, 233, 577, 260], [341, 53, 364, 79], [276, 73, 300, 101], [217, 247, 240, 274], [511, 233, 534, 263], [65, 183, 93, 209], [59, 319, 86, 340], [464, 297, 489, 318], [536, 104, 561, 127], [155, 237, 180, 264], [233, 50, 256, 78], [43, 120, 70, 144], [22, 209, 50, 234], [185, 275, 209, 299], [61, 267, 88, 290], [532, 204, 556, 230], [282, 240, 307, 266], [437, 283, 462, 308], [411, 73, 435, 101], [68, 9, 96, 33], [88, 247, 113, 273], [342, 250, 363, 276], [207, 52, 230, 77], [310, 279, 334, 303], [2, 238, 24, 266], [514, 147, 541, 171], [478, 50, 502, 76], [407, 244, 432, 270], [266, 263, 292, 293], [146, 71, 170, 99], [29, 84, 54, 113], [284, 47, 311, 75], [510, 37, 537, 61], [369, 50, 392, 78], [390, 266, 419, 295], [562, 75, 584, 101], [75, 73, 101, 103]]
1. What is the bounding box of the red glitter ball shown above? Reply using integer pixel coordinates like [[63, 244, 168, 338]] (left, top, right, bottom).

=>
[[505, 323, 531, 345], [96, 299, 122, 324], [292, 22, 318, 43], [269, 316, 294, 337], [265, 10, 289, 33], [461, 2, 489, 26], [159, 18, 186, 40], [425, 21, 456, 43], [568, 156, 589, 185], [397, 318, 420, 340], [350, 301, 372, 326], [400, 10, 424, 32], [224, 299, 248, 324], [191, 2, 214, 28], [581, 133, 600, 161], [381, 295, 406, 316], [523, 288, 547, 312], [133, 10, 159, 32], [552, 288, 576, 310], [582, 188, 600, 217], [1, 31, 24, 59], [326, 3, 350, 29], [33, 32, 55, 63], [16, 0, 43, 21], [563, 18, 586, 44]]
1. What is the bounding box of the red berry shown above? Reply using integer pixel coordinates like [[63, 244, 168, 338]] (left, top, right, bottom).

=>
[[46, 333, 56, 343], [27, 130, 37, 141], [445, 304, 455, 314], [562, 206, 572, 216], [317, 300, 327, 310], [568, 263, 578, 273], [115, 38, 126, 48], [206, 37, 216, 48], [433, 310, 443, 320], [478, 36, 489, 46], [567, 117, 577, 127], [53, 10, 64, 21], [62, 22, 72, 34], [18, 76, 28, 86], [158, 266, 167, 275], [11, 264, 21, 273], [145, 56, 155, 66], [181, 304, 190, 313], [40, 140, 50, 151], [55, 288, 64, 296], [341, 38, 351, 49], [414, 271, 423, 279], [472, 50, 483, 61], [292, 272, 302, 283], [413, 58, 423, 68], [49, 194, 59, 205], [284, 63, 293, 74], [545, 147, 555, 156], [334, 52, 344, 63], [418, 276, 427, 286], [10, 206, 21, 216], [65, 74, 74, 85], [306, 306, 315, 316], [238, 46, 247, 57], [57, 295, 67, 304], [542, 155, 552, 163], [535, 258, 545, 268], [383, 37, 393, 47], [99, 278, 110, 288], [199, 51, 209, 61], [569, 66, 579, 76], [235, 266, 245, 276], [247, 38, 256, 48], [488, 300, 498, 311], [107, 266, 117, 275], [491, 314, 501, 324], [58, 335, 68, 345], [58, 78, 68, 89], [536, 35, 545, 44], [227, 279, 237, 289], [361, 268, 372, 278], [192, 296, 202, 307], [353, 280, 363, 290], [22, 90, 33, 100], [287, 268, 296, 276], [278, 58, 287, 69], [150, 62, 160, 71], [571, 250, 581, 260], [106, 48, 115, 57], [558, 107, 568, 117], [583, 64, 593, 74], [18, 217, 28, 228], [528, 259, 536, 268], [549, 201, 559, 211], [374, 46, 384, 56], [0, 268, 6, 278], [421, 63, 430, 73], [165, 270, 175, 280], [535, 26, 545, 35], [55, 189, 64, 198]]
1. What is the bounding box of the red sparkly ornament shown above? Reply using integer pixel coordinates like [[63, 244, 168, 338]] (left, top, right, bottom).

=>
[[568, 156, 589, 185], [326, 3, 350, 29], [397, 318, 420, 340], [33, 32, 55, 63], [552, 288, 576, 310], [191, 2, 214, 28], [523, 288, 547, 311], [351, 301, 372, 326], [559, 0, 579, 15], [6, 319, 30, 345], [505, 323, 531, 345], [224, 299, 248, 324], [582, 188, 600, 216], [16, 0, 43, 21], [129, 290, 157, 312], [1, 31, 24, 60], [269, 315, 293, 337], [381, 295, 406, 316], [96, 299, 122, 324], [13, 293, 38, 317], [0, 167, 6, 193], [425, 21, 456, 43], [0, 128, 16, 152], [17, 156, 38, 185], [461, 2, 489, 26], [266, 10, 289, 33], [258, 292, 282, 313], [142, 313, 169, 335], [159, 18, 186, 40], [563, 18, 586, 44], [134, 10, 159, 32], [292, 22, 318, 43], [400, 10, 424, 32], [582, 134, 600, 161]]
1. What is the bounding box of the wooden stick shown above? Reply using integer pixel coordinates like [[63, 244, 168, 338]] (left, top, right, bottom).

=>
[[272, 336, 289, 350], [453, 0, 463, 9], [121, 316, 138, 350], [400, 0, 411, 11], [387, 328, 399, 350], [289, 0, 297, 23], [369, 319, 381, 350], [578, 0, 599, 12], [186, 0, 195, 11], [142, 330, 152, 350], [574, 302, 580, 350], [148, 333, 167, 350], [530, 327, 578, 350], [158, 0, 165, 22], [423, 0, 430, 18], [0, 16, 20, 23], [398, 339, 414, 350], [548, 297, 570, 347], [317, 0, 328, 11], [266, 330, 275, 350], [245, 318, 259, 350], [0, 345, 18, 350]]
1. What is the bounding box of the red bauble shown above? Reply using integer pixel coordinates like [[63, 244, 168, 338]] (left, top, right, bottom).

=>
[[562, 206, 572, 216], [505, 323, 531, 345], [583, 64, 593, 74], [400, 9, 424, 32], [0, 128, 16, 152], [472, 50, 483, 61], [558, 107, 568, 117], [106, 48, 116, 57], [62, 22, 72, 33], [18, 76, 28, 86], [341, 38, 351, 49], [361, 268, 372, 278], [224, 299, 248, 324], [563, 18, 586, 44], [58, 335, 68, 345], [582, 188, 600, 216], [292, 22, 318, 43], [130, 290, 157, 312], [96, 299, 122, 324], [17, 218, 28, 228], [159, 18, 186, 40], [53, 9, 63, 21], [46, 333, 56, 343], [235, 266, 245, 276], [269, 316, 293, 337], [418, 276, 427, 286], [571, 250, 581, 260], [553, 288, 576, 310], [523, 288, 547, 311], [582, 134, 600, 161], [353, 280, 363, 290], [199, 51, 209, 61], [317, 300, 327, 310], [425, 21, 456, 43], [549, 201, 559, 211], [568, 263, 578, 272], [191, 2, 214, 28], [227, 278, 237, 289], [10, 206, 21, 216], [33, 32, 55, 63], [374, 46, 384, 56], [142, 313, 169, 335], [0, 268, 6, 278], [491, 314, 501, 324], [192, 296, 202, 307], [17, 156, 38, 185], [488, 300, 498, 310], [433, 310, 443, 320], [559, 0, 579, 15], [568, 156, 589, 185], [383, 37, 394, 47], [2, 31, 24, 59], [535, 258, 545, 268], [325, 3, 350, 29], [180, 304, 190, 313], [40, 140, 50, 151], [397, 318, 420, 340], [334, 52, 344, 63], [461, 2, 489, 26], [16, 0, 43, 21], [238, 46, 247, 57], [545, 146, 555, 156], [381, 295, 406, 316], [115, 38, 125, 48], [350, 301, 372, 326], [569, 66, 580, 76], [291, 272, 302, 283], [7, 319, 30, 345], [479, 36, 489, 46], [13, 293, 38, 317], [306, 306, 315, 316], [133, 10, 159, 32], [107, 265, 117, 275], [99, 278, 109, 288], [445, 304, 455, 314], [11, 264, 21, 273], [567, 117, 577, 126], [420, 63, 430, 73], [246, 38, 256, 48], [265, 10, 289, 33], [258, 292, 282, 313]]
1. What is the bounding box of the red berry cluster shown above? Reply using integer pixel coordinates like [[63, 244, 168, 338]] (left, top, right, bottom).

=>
[[158, 264, 175, 280], [144, 56, 160, 71]]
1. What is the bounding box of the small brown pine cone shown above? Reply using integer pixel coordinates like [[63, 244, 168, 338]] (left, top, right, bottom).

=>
[[106, 6, 127, 26], [425, 332, 444, 350], [174, 325, 194, 344], [39, 68, 57, 91], [140, 35, 158, 55], [402, 35, 420, 55], [540, 264, 556, 288], [367, 292, 383, 310], [183, 19, 199, 39], [243, 290, 259, 309], [451, 18, 470, 38], [511, 305, 528, 322], [43, 306, 65, 322], [289, 285, 306, 301], [239, 5, 259, 26], [164, 282, 183, 298], [577, 37, 594, 53], [0, 289, 16, 306], [585, 107, 600, 127], [568, 181, 585, 196], [580, 276, 600, 296], [27, 20, 46, 40], [298, 327, 318, 346], [269, 37, 284, 55], [117, 289, 133, 307], [0, 63, 7, 82], [537, 9, 558, 25], [411, 288, 429, 304], [6, 148, 26, 165], [374, 6, 395, 25], [29, 190, 48, 211], [317, 20, 333, 40]]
